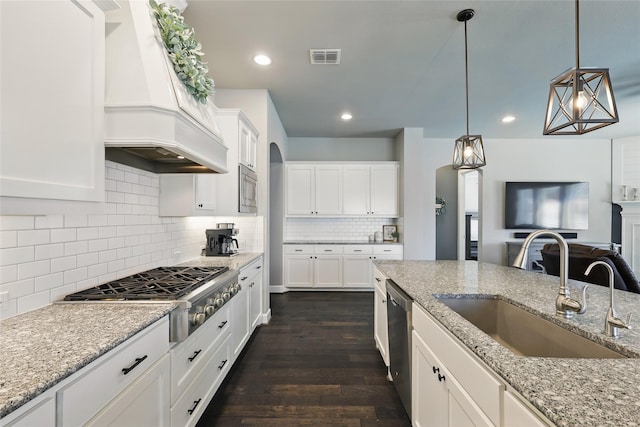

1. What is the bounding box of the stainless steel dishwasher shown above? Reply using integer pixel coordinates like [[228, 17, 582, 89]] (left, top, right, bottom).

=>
[[386, 279, 412, 417]]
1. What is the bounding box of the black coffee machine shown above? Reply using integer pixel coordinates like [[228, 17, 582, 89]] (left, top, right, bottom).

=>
[[205, 224, 239, 256]]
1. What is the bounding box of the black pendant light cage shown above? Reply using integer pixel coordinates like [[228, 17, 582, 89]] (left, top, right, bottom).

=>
[[543, 0, 619, 135], [453, 9, 486, 170]]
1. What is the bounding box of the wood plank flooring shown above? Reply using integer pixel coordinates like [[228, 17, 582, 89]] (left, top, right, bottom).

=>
[[196, 292, 411, 426]]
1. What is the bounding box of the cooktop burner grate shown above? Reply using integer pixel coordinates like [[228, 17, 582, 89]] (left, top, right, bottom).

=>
[[63, 266, 229, 301]]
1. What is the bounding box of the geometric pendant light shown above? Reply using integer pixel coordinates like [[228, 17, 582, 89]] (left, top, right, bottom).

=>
[[453, 9, 486, 170], [543, 0, 619, 135]]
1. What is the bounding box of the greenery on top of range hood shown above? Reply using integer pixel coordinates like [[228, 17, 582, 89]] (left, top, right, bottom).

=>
[[150, 0, 214, 104]]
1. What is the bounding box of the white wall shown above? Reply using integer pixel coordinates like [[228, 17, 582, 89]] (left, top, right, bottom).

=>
[[0, 161, 263, 320]]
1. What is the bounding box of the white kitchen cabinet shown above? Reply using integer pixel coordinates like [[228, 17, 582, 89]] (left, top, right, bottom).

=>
[[412, 304, 504, 427], [170, 335, 232, 427], [504, 390, 550, 427], [370, 164, 399, 216], [232, 257, 264, 359], [373, 267, 389, 368], [86, 354, 170, 427], [239, 119, 258, 171], [0, 0, 111, 214], [171, 306, 231, 404], [412, 330, 492, 427], [159, 174, 217, 216], [342, 163, 399, 217], [284, 244, 402, 290], [286, 164, 342, 216], [286, 162, 398, 217], [57, 317, 170, 426], [0, 392, 55, 427], [215, 109, 260, 215]]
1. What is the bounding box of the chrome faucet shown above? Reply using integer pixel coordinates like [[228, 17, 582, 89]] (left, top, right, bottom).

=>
[[585, 260, 632, 338], [512, 229, 588, 318]]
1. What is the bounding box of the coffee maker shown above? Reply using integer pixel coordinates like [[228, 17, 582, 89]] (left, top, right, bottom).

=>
[[205, 224, 239, 256]]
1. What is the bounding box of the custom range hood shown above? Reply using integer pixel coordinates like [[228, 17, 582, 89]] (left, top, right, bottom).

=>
[[104, 0, 227, 173]]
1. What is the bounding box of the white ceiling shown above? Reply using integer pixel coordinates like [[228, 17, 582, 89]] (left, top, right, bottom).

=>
[[183, 1, 640, 140]]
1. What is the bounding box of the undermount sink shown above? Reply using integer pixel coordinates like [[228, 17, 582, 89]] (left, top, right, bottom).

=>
[[437, 296, 626, 359]]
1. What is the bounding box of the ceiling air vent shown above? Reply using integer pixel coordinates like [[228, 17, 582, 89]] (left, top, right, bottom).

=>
[[309, 49, 341, 65]]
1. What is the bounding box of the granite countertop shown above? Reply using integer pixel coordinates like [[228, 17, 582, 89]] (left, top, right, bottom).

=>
[[284, 240, 402, 245], [373, 260, 640, 427], [0, 302, 175, 418], [178, 252, 263, 269]]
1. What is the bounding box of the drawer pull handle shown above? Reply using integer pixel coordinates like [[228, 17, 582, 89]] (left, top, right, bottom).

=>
[[218, 320, 228, 329], [187, 398, 202, 415], [383, 250, 391, 252], [241, 276, 248, 281], [218, 359, 228, 370], [188, 350, 202, 362], [256, 265, 262, 269], [354, 250, 362, 252], [324, 249, 332, 252], [295, 249, 303, 252], [122, 355, 148, 375], [375, 277, 381, 282]]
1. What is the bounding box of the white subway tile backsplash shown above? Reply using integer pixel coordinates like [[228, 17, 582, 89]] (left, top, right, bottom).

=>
[[50, 229, 77, 243], [0, 161, 264, 319], [0, 231, 17, 248], [17, 260, 50, 280], [1, 247, 34, 266]]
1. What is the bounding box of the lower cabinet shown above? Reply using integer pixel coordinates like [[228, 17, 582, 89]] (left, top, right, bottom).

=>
[[373, 267, 390, 368], [283, 244, 403, 289], [57, 317, 171, 426], [87, 354, 171, 427], [411, 303, 553, 427], [1, 392, 56, 427], [233, 257, 264, 358]]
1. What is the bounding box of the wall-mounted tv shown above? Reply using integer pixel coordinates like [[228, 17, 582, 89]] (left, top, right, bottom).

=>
[[504, 181, 589, 230]]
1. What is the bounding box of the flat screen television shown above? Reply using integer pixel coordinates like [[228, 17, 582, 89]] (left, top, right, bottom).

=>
[[504, 181, 589, 230]]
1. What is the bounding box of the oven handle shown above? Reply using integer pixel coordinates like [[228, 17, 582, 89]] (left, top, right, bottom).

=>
[[121, 355, 148, 375]]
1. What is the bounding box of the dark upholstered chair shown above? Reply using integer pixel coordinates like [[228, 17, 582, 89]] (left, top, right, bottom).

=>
[[541, 243, 640, 294]]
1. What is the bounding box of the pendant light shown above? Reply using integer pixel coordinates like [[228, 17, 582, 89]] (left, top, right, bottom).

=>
[[453, 9, 486, 170], [543, 0, 618, 135]]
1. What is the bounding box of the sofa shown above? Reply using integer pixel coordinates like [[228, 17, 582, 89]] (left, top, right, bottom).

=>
[[540, 243, 640, 294]]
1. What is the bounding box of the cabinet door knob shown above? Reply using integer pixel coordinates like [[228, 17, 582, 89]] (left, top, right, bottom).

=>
[[438, 374, 446, 382], [433, 366, 440, 373]]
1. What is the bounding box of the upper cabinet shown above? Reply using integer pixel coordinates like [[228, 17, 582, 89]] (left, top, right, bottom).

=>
[[612, 137, 640, 203], [286, 162, 398, 218], [159, 174, 217, 216], [239, 120, 258, 171], [286, 164, 342, 216], [0, 0, 114, 214]]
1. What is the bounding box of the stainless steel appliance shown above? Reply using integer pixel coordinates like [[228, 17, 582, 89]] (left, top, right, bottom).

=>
[[62, 266, 239, 343], [386, 279, 413, 417], [205, 226, 239, 257], [239, 164, 258, 213]]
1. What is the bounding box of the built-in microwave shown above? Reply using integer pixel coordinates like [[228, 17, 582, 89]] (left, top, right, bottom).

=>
[[239, 164, 257, 213]]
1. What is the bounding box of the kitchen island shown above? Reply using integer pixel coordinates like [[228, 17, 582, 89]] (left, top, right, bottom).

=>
[[374, 260, 640, 426]]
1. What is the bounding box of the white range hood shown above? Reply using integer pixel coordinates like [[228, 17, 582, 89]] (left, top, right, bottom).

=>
[[104, 0, 227, 173]]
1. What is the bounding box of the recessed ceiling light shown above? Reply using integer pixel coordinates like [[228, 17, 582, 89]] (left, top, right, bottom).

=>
[[253, 54, 272, 65], [177, 155, 185, 159], [341, 112, 352, 121], [502, 115, 516, 123]]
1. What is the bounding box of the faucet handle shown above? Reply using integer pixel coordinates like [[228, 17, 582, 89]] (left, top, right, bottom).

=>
[[576, 283, 589, 314]]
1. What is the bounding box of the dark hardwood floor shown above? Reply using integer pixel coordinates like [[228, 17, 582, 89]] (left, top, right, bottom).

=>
[[196, 292, 411, 426]]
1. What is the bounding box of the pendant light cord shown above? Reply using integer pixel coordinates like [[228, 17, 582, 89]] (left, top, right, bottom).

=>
[[464, 18, 470, 136], [575, 0, 580, 69]]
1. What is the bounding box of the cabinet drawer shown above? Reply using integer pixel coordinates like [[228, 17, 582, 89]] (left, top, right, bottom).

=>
[[343, 245, 373, 254], [373, 267, 387, 293], [284, 245, 314, 255], [171, 335, 232, 427], [239, 257, 263, 284], [58, 317, 170, 426], [170, 305, 231, 404], [314, 245, 343, 254], [412, 305, 503, 426], [373, 245, 403, 255]]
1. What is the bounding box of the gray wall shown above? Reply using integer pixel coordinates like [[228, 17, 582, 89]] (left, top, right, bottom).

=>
[[435, 166, 458, 260], [287, 137, 396, 161]]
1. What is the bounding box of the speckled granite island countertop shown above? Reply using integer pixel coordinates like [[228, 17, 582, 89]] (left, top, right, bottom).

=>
[[284, 240, 402, 245], [0, 302, 175, 418], [373, 260, 640, 427]]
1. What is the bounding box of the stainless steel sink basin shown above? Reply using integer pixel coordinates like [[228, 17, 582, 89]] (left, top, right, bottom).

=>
[[437, 297, 626, 359]]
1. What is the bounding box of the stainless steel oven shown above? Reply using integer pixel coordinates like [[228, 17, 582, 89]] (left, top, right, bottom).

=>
[[239, 164, 257, 213]]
